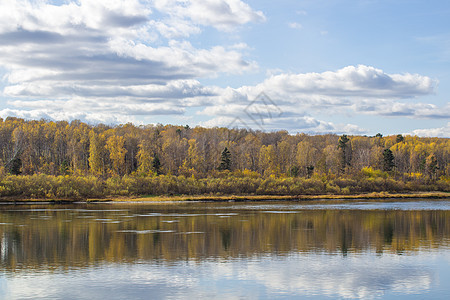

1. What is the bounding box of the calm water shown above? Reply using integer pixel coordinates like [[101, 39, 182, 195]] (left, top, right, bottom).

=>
[[1, 199, 449, 299]]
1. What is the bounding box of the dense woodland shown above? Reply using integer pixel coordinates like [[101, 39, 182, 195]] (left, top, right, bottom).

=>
[[0, 117, 448, 199]]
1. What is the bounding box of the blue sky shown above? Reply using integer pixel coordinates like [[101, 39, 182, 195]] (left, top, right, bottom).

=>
[[0, 0, 449, 136]]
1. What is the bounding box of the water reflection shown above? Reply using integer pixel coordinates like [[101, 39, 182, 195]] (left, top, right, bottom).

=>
[[0, 201, 449, 299], [1, 202, 449, 269], [1, 253, 445, 300]]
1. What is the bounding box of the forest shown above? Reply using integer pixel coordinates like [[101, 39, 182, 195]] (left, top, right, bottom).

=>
[[0, 117, 448, 199]]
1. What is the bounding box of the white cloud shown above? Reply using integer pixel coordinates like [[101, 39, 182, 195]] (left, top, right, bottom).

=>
[[0, 0, 263, 77], [191, 65, 443, 134], [109, 38, 257, 77], [198, 103, 366, 135], [149, 19, 201, 39], [0, 108, 132, 124], [254, 65, 436, 99], [0, 0, 150, 35], [354, 100, 450, 119], [410, 122, 450, 137], [0, 0, 263, 125], [153, 0, 266, 31], [289, 22, 303, 30]]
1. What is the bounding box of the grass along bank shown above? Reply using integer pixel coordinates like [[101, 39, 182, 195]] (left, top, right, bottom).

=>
[[2, 192, 449, 204], [0, 173, 448, 202], [101, 191, 450, 203]]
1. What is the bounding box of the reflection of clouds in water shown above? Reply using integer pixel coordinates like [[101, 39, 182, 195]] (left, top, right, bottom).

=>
[[1, 252, 442, 299], [2, 266, 192, 300], [239, 254, 434, 299], [232, 200, 450, 211]]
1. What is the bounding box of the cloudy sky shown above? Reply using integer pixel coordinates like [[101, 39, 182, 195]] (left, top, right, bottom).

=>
[[0, 0, 449, 137]]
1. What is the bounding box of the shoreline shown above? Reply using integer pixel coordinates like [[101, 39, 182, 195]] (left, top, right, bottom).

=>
[[1, 191, 448, 204]]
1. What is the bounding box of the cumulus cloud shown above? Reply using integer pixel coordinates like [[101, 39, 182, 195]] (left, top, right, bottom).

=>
[[251, 65, 437, 100], [410, 123, 450, 137], [197, 97, 366, 135], [153, 0, 266, 32], [193, 65, 440, 117], [0, 108, 132, 124], [200, 114, 366, 135], [354, 100, 450, 119], [0, 0, 150, 35], [0, 0, 262, 124], [193, 65, 443, 134]]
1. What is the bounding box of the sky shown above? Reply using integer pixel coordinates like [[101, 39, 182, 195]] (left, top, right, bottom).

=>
[[0, 0, 449, 137]]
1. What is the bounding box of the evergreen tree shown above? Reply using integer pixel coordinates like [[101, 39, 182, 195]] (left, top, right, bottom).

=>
[[375, 133, 384, 147], [59, 160, 70, 175], [289, 165, 300, 177], [337, 134, 351, 173], [306, 165, 314, 178], [152, 154, 161, 175], [426, 154, 438, 179], [382, 148, 395, 171], [218, 147, 231, 171], [8, 157, 22, 175]]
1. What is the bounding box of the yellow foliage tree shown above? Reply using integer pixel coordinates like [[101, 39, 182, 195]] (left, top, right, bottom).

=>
[[88, 130, 106, 176], [183, 139, 202, 171], [136, 140, 155, 176], [296, 140, 317, 176], [259, 144, 278, 177], [106, 135, 127, 175]]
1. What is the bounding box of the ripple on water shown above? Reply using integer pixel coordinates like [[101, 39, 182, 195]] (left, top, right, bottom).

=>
[[116, 229, 176, 234]]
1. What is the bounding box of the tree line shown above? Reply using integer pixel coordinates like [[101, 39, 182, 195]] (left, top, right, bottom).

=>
[[0, 117, 448, 198]]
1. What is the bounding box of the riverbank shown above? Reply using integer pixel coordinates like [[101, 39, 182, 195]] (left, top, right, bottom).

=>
[[1, 191, 448, 203], [1, 174, 448, 202], [89, 191, 450, 202]]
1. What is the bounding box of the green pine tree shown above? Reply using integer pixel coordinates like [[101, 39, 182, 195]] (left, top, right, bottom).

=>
[[218, 147, 231, 171], [152, 154, 161, 175], [337, 134, 351, 173], [8, 157, 22, 175], [382, 148, 395, 172]]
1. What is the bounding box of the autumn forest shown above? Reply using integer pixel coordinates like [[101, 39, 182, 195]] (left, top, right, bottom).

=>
[[0, 117, 448, 199]]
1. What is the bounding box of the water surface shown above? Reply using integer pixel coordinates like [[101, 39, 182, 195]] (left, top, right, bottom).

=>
[[1, 199, 449, 299]]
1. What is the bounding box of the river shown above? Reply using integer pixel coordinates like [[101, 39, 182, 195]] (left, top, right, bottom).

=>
[[1, 199, 449, 299]]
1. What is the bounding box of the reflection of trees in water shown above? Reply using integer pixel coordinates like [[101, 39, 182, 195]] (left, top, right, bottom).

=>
[[0, 205, 449, 271]]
